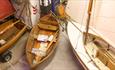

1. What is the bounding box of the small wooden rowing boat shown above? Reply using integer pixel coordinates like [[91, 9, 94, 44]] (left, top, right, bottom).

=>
[[0, 18, 27, 55], [0, 0, 27, 62], [26, 14, 59, 68]]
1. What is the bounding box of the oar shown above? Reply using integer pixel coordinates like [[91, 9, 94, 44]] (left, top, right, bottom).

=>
[[0, 20, 20, 35], [46, 30, 59, 50]]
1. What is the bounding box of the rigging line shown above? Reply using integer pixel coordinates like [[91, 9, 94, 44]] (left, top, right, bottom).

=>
[[78, 1, 100, 70], [67, 0, 100, 69], [65, 0, 89, 49], [50, 11, 66, 30], [75, 1, 89, 49], [77, 49, 100, 69], [95, 16, 115, 18], [95, 28, 115, 33], [91, 0, 115, 34], [77, 51, 91, 61], [91, 0, 97, 29], [67, 8, 100, 70], [84, 0, 101, 69], [67, 19, 82, 32], [90, 1, 115, 50], [77, 51, 100, 70], [83, 44, 101, 70], [89, 0, 115, 38]]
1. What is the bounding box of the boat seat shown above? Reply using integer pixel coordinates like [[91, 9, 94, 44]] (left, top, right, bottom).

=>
[[40, 14, 58, 26], [38, 22, 58, 31]]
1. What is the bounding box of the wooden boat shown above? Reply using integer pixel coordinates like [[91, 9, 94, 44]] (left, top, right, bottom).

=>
[[0, 18, 27, 62], [83, 32, 115, 70], [0, 0, 27, 62], [67, 21, 115, 70], [66, 0, 115, 70], [0, 18, 27, 54], [26, 14, 59, 68]]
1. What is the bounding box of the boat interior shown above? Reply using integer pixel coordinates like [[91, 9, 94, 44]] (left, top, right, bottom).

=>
[[83, 32, 115, 70], [0, 16, 26, 54]]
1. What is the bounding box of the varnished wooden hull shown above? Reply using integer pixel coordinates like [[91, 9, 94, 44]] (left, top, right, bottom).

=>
[[26, 14, 59, 68], [0, 19, 27, 54]]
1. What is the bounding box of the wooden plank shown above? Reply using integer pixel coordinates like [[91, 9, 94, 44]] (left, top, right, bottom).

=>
[[0, 20, 20, 35]]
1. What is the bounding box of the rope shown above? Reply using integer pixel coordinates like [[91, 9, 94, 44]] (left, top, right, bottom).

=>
[[65, 1, 88, 49]]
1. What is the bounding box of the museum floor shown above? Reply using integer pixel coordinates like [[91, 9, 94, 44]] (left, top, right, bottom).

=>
[[0, 28, 84, 70]]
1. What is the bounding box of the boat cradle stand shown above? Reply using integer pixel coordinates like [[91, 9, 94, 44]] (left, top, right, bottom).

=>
[[0, 50, 12, 63]]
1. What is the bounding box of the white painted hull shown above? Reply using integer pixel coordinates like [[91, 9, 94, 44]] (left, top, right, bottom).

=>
[[66, 0, 115, 70], [67, 21, 109, 70]]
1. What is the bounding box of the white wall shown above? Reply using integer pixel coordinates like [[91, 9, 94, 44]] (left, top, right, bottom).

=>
[[66, 0, 89, 25], [66, 0, 115, 47], [91, 0, 115, 47]]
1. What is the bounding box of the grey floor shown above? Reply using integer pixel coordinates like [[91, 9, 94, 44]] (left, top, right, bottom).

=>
[[0, 29, 84, 70]]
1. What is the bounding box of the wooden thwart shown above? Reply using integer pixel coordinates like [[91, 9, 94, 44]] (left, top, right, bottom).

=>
[[38, 23, 58, 31], [0, 20, 20, 35]]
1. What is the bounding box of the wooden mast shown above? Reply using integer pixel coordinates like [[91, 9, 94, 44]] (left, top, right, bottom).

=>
[[84, 0, 94, 44]]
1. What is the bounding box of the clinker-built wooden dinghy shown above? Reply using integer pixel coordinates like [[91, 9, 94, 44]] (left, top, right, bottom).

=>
[[0, 19, 27, 53], [26, 14, 59, 68], [0, 18, 27, 62], [0, 0, 27, 62]]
